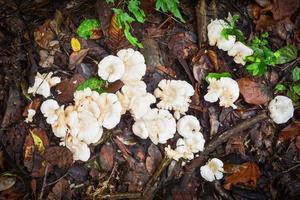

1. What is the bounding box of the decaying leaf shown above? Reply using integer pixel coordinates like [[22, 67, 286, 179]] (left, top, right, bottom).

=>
[[224, 162, 261, 190], [146, 144, 162, 175], [34, 20, 55, 49], [238, 78, 271, 105], [278, 122, 300, 143], [47, 179, 72, 200], [44, 146, 73, 170], [99, 144, 114, 172], [68, 48, 89, 69], [0, 175, 16, 192], [22, 97, 41, 118], [71, 37, 81, 52]]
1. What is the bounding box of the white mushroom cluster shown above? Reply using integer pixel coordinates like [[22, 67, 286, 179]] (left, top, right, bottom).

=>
[[154, 79, 194, 119], [28, 72, 61, 98], [204, 77, 240, 109], [268, 95, 294, 124], [207, 19, 253, 65], [165, 115, 205, 161], [40, 88, 122, 161], [200, 158, 224, 182]]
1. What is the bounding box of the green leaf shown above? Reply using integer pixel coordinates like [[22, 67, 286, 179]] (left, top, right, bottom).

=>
[[128, 0, 145, 23], [275, 45, 298, 65], [293, 84, 300, 96], [77, 19, 101, 39], [275, 83, 287, 92], [288, 90, 300, 103], [205, 72, 232, 83], [106, 0, 115, 3], [155, 0, 185, 23], [292, 66, 300, 81], [76, 77, 105, 94]]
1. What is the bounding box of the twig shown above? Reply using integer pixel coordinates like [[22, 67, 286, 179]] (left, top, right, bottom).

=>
[[39, 164, 49, 200], [98, 192, 141, 199], [282, 163, 300, 173], [213, 180, 234, 200], [178, 58, 196, 86]]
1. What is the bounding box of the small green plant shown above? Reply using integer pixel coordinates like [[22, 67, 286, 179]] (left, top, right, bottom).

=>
[[77, 19, 101, 39], [128, 0, 145, 23], [205, 72, 232, 83], [155, 0, 185, 23], [275, 66, 300, 105], [221, 14, 245, 42], [76, 77, 105, 94]]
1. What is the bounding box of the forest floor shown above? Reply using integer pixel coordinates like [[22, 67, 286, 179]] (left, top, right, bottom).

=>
[[0, 0, 300, 199]]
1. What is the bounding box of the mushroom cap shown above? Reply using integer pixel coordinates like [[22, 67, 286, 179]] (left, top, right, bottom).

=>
[[51, 106, 68, 138], [40, 99, 60, 124], [98, 55, 125, 82], [177, 115, 201, 138], [62, 136, 90, 161], [200, 158, 224, 182], [228, 41, 253, 65], [129, 93, 156, 120], [98, 93, 122, 129], [268, 95, 294, 124], [184, 132, 205, 153], [25, 109, 36, 123], [117, 48, 146, 84], [154, 79, 194, 116], [217, 35, 236, 51], [207, 19, 228, 46], [175, 138, 194, 160]]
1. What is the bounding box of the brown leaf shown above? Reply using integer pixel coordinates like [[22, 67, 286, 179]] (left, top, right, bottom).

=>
[[145, 144, 162, 175], [47, 179, 72, 200], [156, 65, 177, 78], [22, 97, 42, 117], [105, 13, 126, 51], [270, 0, 300, 21], [168, 32, 198, 59], [68, 48, 89, 69], [238, 78, 271, 105], [0, 175, 16, 192], [99, 144, 114, 172], [34, 20, 55, 49], [55, 74, 85, 104], [224, 162, 261, 190], [255, 14, 276, 31], [105, 80, 124, 93], [44, 146, 73, 170], [192, 55, 209, 83], [278, 122, 300, 143]]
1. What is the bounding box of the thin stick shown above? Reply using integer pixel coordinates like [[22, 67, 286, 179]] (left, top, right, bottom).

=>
[[39, 164, 49, 200], [99, 192, 141, 199]]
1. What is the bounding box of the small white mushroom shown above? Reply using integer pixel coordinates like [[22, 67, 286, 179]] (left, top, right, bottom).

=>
[[228, 41, 253, 65], [132, 109, 176, 144], [117, 48, 146, 84], [25, 109, 36, 123], [217, 35, 236, 51], [177, 115, 201, 138], [51, 106, 68, 138], [28, 72, 61, 98], [61, 136, 90, 162], [98, 55, 125, 82], [200, 158, 224, 182], [268, 95, 294, 124], [129, 93, 156, 120], [40, 99, 60, 124], [204, 77, 239, 109], [154, 79, 194, 119]]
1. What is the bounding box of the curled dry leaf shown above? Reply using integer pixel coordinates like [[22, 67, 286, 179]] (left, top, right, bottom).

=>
[[278, 122, 300, 144], [238, 78, 271, 105], [44, 146, 73, 170], [99, 144, 114, 172], [224, 162, 261, 190], [34, 20, 55, 49]]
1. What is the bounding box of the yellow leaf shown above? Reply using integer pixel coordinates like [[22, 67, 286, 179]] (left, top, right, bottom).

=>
[[71, 37, 81, 52], [30, 130, 45, 153]]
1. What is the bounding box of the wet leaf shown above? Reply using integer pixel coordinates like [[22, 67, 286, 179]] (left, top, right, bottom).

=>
[[44, 146, 73, 170], [238, 78, 271, 105], [71, 37, 81, 52], [47, 179, 72, 200], [292, 66, 300, 81], [76, 77, 105, 94], [0, 175, 16, 192], [69, 48, 89, 69], [275, 45, 298, 65], [224, 162, 261, 190], [278, 122, 300, 143], [99, 144, 114, 171]]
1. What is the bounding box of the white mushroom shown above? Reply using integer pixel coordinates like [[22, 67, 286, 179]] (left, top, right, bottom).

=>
[[28, 72, 61, 98], [204, 77, 239, 109], [51, 106, 68, 138], [129, 93, 156, 120], [25, 109, 36, 123], [61, 136, 90, 162], [117, 48, 146, 84], [268, 95, 294, 124], [228, 41, 253, 65], [200, 158, 224, 182], [98, 55, 125, 82], [177, 115, 201, 138], [154, 79, 194, 119], [132, 109, 176, 144], [217, 35, 236, 51], [40, 99, 60, 124]]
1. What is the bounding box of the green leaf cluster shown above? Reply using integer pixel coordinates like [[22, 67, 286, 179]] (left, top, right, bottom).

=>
[[77, 19, 101, 39], [275, 67, 300, 105], [113, 8, 143, 48], [128, 0, 145, 23], [274, 45, 298, 65], [221, 14, 245, 42], [106, 0, 115, 3], [155, 0, 185, 23], [76, 77, 105, 94], [205, 72, 232, 83]]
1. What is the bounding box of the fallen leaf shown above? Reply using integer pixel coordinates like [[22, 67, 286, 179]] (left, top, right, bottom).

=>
[[0, 175, 16, 192], [255, 14, 276, 31], [105, 80, 124, 93], [71, 37, 81, 52], [168, 32, 198, 59], [238, 78, 271, 105], [278, 122, 300, 143], [44, 146, 73, 170], [34, 20, 55, 49], [192, 55, 209, 83], [145, 144, 162, 175], [22, 97, 41, 117], [270, 0, 300, 21], [55, 74, 85, 104], [99, 144, 114, 171], [156, 65, 177, 78], [0, 187, 23, 200], [68, 48, 89, 70], [47, 179, 72, 200], [224, 162, 261, 190]]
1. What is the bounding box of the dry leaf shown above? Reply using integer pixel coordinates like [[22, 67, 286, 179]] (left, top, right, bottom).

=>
[[22, 97, 41, 117], [99, 144, 114, 172], [146, 144, 162, 175], [68, 48, 89, 69], [44, 146, 73, 170], [278, 122, 300, 143], [224, 162, 261, 190], [238, 78, 271, 105], [270, 0, 300, 21], [0, 175, 16, 192], [156, 65, 177, 78], [47, 179, 72, 200], [34, 20, 55, 49]]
